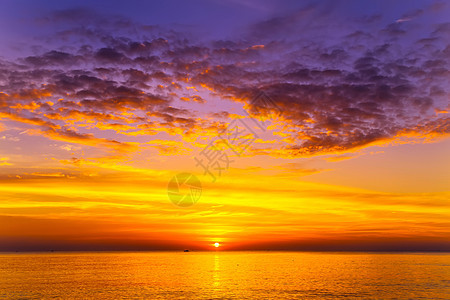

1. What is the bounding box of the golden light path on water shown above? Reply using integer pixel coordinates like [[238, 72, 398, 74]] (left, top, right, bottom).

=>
[[0, 252, 449, 299]]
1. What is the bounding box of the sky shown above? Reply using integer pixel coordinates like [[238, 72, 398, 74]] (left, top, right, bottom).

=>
[[0, 0, 449, 251]]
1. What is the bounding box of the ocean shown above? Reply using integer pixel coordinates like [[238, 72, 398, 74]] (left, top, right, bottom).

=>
[[0, 252, 449, 299]]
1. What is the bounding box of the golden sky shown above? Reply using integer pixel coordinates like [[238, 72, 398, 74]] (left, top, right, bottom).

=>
[[0, 1, 449, 251]]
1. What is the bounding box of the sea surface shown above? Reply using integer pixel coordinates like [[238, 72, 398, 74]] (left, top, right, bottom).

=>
[[0, 251, 449, 299]]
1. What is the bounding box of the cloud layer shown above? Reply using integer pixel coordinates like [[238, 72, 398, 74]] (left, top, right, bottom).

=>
[[0, 4, 448, 162]]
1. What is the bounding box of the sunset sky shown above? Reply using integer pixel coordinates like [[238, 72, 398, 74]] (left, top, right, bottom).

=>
[[0, 0, 449, 251]]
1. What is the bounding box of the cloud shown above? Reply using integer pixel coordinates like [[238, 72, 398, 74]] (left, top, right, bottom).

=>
[[0, 3, 447, 162], [0, 173, 448, 251], [0, 157, 12, 166]]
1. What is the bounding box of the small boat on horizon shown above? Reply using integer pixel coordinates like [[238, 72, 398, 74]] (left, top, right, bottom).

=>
[[183, 249, 190, 252]]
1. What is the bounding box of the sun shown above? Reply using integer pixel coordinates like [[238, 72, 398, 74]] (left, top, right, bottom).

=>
[[214, 242, 220, 248]]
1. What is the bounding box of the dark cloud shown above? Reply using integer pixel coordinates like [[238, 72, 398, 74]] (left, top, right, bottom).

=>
[[95, 47, 127, 62], [24, 50, 80, 66], [0, 4, 448, 157]]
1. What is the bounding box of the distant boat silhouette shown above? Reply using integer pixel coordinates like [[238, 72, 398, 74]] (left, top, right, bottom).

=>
[[183, 249, 190, 252]]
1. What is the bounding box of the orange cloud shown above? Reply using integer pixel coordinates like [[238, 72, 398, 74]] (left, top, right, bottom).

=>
[[26, 128, 139, 154]]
